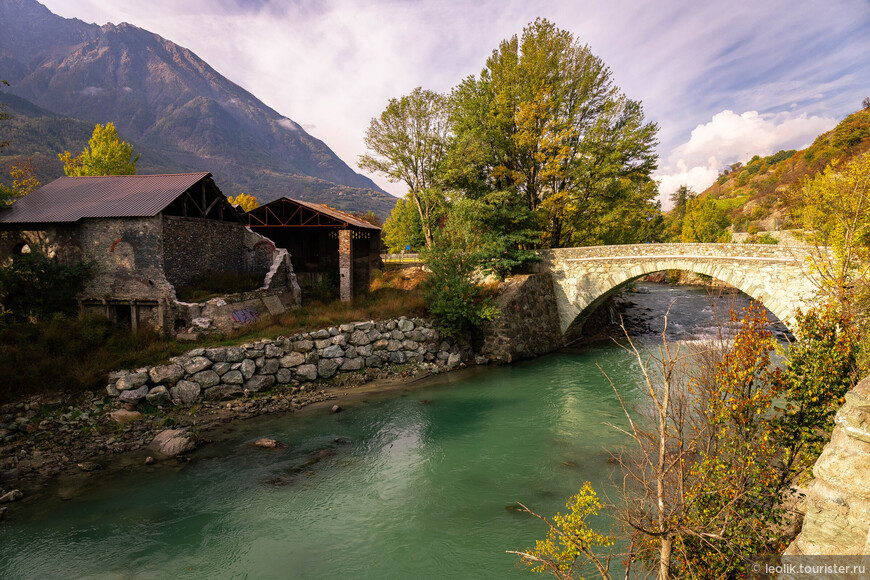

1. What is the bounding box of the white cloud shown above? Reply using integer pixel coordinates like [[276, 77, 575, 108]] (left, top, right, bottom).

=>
[[655, 110, 837, 207]]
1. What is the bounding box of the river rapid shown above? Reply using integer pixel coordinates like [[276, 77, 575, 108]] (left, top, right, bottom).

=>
[[0, 283, 783, 579]]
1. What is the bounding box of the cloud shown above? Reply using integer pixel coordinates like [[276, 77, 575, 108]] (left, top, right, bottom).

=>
[[655, 110, 837, 206]]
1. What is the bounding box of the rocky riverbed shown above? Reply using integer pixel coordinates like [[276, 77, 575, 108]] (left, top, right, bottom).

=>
[[0, 361, 458, 520]]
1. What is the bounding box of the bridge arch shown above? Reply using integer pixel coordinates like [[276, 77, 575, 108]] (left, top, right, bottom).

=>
[[535, 244, 820, 340]]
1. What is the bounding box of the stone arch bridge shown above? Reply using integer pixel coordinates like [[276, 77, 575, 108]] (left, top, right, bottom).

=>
[[532, 243, 820, 339]]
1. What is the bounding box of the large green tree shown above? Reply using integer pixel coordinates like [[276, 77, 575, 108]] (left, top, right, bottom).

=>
[[449, 18, 660, 249], [382, 196, 426, 252], [359, 87, 449, 248], [59, 122, 139, 176]]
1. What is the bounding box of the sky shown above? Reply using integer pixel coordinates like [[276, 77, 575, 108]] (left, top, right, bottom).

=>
[[38, 0, 870, 207]]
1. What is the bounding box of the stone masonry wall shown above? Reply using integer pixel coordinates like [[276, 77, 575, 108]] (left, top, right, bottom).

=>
[[479, 273, 563, 363], [785, 377, 870, 556], [106, 317, 473, 407], [162, 216, 249, 290]]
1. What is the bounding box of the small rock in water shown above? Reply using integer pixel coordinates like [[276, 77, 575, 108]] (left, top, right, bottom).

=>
[[144, 456, 155, 465], [148, 429, 195, 457], [252, 438, 283, 450], [331, 404, 342, 414], [77, 462, 102, 472], [0, 489, 23, 503]]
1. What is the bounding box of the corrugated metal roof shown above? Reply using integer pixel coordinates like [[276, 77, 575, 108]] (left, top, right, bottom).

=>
[[0, 173, 211, 224], [248, 197, 381, 230]]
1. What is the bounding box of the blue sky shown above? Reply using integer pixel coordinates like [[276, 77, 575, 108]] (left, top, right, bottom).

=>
[[39, 0, 870, 205]]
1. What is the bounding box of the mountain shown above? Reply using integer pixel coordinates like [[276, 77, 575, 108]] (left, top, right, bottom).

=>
[[0, 0, 398, 217]]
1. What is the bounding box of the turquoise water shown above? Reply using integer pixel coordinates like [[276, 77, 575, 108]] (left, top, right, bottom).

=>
[[0, 346, 645, 580], [1, 284, 776, 579]]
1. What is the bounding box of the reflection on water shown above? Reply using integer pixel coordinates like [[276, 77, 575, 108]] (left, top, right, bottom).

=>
[[0, 283, 782, 579]]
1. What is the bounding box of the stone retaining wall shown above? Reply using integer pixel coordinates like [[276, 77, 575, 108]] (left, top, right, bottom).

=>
[[785, 377, 870, 556], [106, 317, 473, 407], [478, 273, 563, 363]]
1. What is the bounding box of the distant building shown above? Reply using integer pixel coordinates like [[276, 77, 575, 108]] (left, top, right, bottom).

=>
[[0, 173, 300, 332], [243, 197, 381, 301]]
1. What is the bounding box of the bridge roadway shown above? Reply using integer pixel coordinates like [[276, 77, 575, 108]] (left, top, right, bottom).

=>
[[533, 243, 819, 338]]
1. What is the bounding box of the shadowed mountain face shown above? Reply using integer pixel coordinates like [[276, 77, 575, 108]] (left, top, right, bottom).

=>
[[0, 0, 397, 217]]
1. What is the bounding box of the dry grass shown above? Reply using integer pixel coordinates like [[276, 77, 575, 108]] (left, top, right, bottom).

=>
[[228, 269, 428, 342]]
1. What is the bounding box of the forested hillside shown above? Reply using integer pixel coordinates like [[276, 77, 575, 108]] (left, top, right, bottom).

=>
[[665, 108, 870, 242]]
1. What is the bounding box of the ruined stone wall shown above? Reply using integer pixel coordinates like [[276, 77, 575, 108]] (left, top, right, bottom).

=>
[[162, 216, 249, 290], [0, 217, 173, 303], [478, 273, 563, 363], [785, 377, 870, 556]]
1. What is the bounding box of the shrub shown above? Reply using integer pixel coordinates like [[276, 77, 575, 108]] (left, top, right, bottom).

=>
[[0, 252, 92, 324]]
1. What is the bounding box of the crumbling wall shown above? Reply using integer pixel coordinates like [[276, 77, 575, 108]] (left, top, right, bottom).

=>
[[162, 216, 249, 291]]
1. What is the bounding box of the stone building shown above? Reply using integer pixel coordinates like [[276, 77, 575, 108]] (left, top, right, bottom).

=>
[[244, 197, 381, 301], [0, 173, 300, 332]]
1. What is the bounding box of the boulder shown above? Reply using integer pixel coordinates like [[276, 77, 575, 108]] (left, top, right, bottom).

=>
[[148, 429, 195, 457], [294, 339, 314, 352], [170, 381, 201, 405], [397, 318, 415, 332], [183, 356, 212, 375], [119, 385, 149, 404], [192, 370, 221, 388], [148, 364, 184, 384], [276, 369, 293, 384], [205, 348, 228, 362], [204, 385, 243, 401], [340, 357, 364, 371], [212, 362, 232, 376], [295, 364, 318, 381], [321, 345, 344, 359], [349, 329, 371, 346], [260, 359, 280, 375], [310, 329, 330, 339], [146, 386, 172, 406], [221, 370, 244, 385], [280, 352, 305, 368], [225, 346, 246, 363], [240, 358, 256, 379], [253, 438, 283, 449], [245, 375, 275, 393], [447, 353, 462, 368], [116, 372, 148, 391], [317, 359, 340, 379], [265, 344, 283, 358], [389, 351, 407, 364]]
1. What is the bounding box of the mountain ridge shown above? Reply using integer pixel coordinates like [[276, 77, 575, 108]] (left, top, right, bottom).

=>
[[0, 0, 397, 217]]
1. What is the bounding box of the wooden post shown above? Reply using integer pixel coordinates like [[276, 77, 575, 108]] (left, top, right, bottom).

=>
[[339, 229, 353, 302]]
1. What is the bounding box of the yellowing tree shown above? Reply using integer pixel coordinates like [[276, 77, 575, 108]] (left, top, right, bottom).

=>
[[227, 193, 259, 212], [59, 122, 139, 176]]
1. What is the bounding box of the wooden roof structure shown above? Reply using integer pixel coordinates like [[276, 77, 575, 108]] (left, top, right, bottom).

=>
[[244, 197, 380, 230]]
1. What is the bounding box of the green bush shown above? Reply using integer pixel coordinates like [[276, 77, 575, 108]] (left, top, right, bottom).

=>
[[0, 252, 92, 324], [422, 229, 496, 338]]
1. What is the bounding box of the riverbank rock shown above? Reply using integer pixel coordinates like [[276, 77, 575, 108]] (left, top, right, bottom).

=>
[[147, 429, 195, 457], [109, 410, 143, 425], [0, 489, 23, 503]]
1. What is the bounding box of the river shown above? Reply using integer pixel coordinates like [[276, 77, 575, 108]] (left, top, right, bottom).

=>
[[0, 283, 783, 579]]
